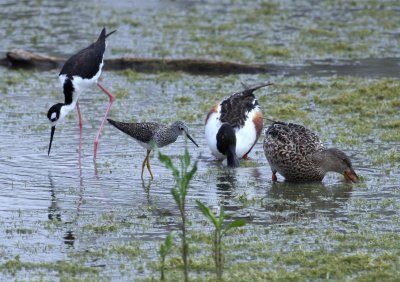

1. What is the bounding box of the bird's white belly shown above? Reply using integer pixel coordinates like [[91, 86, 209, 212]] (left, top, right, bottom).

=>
[[205, 108, 258, 160], [205, 111, 225, 160], [137, 140, 154, 151], [59, 59, 103, 95], [235, 109, 258, 158]]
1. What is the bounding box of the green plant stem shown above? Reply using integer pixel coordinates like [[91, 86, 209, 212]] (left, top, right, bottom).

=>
[[181, 201, 189, 282], [159, 145, 197, 282], [161, 256, 165, 281], [212, 231, 223, 281], [217, 232, 223, 281]]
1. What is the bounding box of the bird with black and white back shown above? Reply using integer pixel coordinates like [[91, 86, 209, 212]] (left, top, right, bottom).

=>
[[47, 27, 116, 161], [205, 82, 272, 167]]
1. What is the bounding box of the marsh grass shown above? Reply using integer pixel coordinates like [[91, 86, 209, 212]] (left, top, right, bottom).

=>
[[159, 231, 175, 281], [196, 201, 246, 281], [159, 143, 198, 282]]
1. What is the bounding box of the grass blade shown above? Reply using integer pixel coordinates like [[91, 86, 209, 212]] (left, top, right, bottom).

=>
[[196, 200, 218, 227], [224, 219, 246, 235]]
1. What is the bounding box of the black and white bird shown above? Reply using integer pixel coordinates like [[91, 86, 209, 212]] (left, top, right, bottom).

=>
[[204, 82, 272, 167], [107, 119, 199, 180], [47, 28, 116, 161]]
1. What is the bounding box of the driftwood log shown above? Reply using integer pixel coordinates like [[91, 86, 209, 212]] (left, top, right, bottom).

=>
[[2, 49, 398, 78], [0, 49, 269, 75]]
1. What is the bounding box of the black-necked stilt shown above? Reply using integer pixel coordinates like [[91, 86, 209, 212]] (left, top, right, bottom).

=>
[[205, 82, 272, 167], [263, 121, 359, 183], [47, 27, 116, 161], [107, 119, 198, 180]]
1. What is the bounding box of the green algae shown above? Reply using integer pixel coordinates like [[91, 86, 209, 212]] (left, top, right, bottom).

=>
[[311, 78, 400, 145], [113, 87, 130, 99], [117, 69, 147, 82], [304, 28, 338, 38], [174, 96, 193, 104], [2, 205, 400, 281], [83, 223, 119, 234], [109, 242, 142, 259], [239, 160, 259, 168], [373, 148, 400, 166], [94, 0, 400, 63], [0, 255, 100, 277], [136, 223, 400, 281]]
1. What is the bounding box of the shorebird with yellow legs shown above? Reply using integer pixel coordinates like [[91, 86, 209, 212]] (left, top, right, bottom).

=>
[[107, 119, 198, 180]]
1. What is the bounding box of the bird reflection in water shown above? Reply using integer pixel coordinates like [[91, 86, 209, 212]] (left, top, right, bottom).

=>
[[265, 181, 353, 223], [47, 157, 84, 248], [216, 169, 237, 203]]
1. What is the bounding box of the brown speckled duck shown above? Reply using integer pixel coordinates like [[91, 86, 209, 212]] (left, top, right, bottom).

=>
[[263, 121, 359, 183]]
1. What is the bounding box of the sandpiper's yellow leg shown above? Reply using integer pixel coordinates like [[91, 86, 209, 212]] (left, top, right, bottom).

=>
[[145, 150, 154, 179], [141, 155, 147, 180]]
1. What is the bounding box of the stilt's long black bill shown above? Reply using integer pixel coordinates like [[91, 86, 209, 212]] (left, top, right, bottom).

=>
[[186, 133, 199, 147], [48, 126, 55, 156]]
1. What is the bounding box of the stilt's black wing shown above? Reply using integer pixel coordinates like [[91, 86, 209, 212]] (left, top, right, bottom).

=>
[[59, 28, 107, 80]]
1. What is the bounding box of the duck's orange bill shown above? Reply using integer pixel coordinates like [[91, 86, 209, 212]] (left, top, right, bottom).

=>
[[344, 169, 359, 183]]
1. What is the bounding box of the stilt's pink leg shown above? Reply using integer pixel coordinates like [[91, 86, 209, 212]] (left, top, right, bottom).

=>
[[78, 124, 83, 162], [76, 101, 83, 129], [94, 82, 114, 161], [77, 101, 83, 160]]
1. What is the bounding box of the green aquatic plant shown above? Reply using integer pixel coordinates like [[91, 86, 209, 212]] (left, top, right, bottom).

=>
[[159, 231, 175, 281], [159, 143, 198, 282], [195, 201, 246, 281]]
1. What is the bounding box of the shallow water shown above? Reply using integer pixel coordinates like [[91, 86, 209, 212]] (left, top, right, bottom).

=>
[[0, 0, 400, 280]]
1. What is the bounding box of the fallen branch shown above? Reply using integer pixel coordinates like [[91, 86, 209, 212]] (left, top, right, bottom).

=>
[[1, 49, 269, 75]]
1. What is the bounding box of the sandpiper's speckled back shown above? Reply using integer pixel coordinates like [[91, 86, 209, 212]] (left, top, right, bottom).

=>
[[107, 119, 184, 150], [263, 121, 326, 181]]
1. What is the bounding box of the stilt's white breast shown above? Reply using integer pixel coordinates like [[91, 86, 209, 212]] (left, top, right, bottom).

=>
[[72, 60, 103, 92], [58, 57, 104, 97], [59, 74, 68, 89]]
